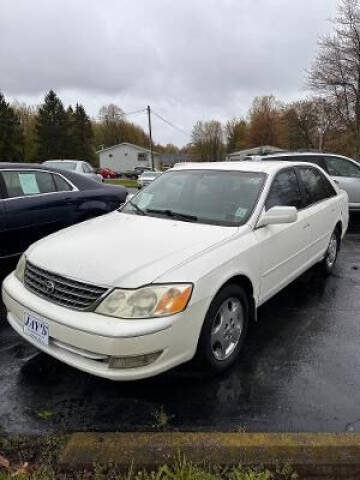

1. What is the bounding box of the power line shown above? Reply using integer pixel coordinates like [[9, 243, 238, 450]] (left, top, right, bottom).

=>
[[115, 108, 147, 117], [152, 110, 190, 137]]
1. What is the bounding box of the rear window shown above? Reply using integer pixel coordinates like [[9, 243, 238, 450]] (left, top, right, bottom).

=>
[[2, 171, 56, 198]]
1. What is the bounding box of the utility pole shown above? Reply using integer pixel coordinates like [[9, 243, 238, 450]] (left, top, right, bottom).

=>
[[147, 105, 154, 170]]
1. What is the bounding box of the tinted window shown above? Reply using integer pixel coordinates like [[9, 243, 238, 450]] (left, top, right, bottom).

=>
[[265, 169, 302, 210], [324, 157, 360, 177], [2, 171, 56, 198], [298, 167, 333, 206], [123, 170, 266, 226], [53, 174, 73, 191]]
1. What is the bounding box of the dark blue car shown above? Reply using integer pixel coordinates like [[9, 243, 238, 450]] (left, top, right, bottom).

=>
[[0, 163, 127, 261]]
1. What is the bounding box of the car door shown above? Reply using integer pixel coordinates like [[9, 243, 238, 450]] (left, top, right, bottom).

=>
[[1, 169, 73, 257], [322, 156, 360, 208], [295, 165, 339, 263], [255, 167, 312, 303]]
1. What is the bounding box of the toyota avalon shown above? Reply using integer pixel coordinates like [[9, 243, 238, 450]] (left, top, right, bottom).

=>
[[2, 161, 348, 380]]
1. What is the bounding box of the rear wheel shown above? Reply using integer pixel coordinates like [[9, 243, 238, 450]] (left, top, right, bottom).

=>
[[195, 284, 249, 373], [321, 229, 340, 275]]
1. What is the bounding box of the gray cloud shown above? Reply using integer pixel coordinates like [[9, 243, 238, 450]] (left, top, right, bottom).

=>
[[1, 0, 338, 145]]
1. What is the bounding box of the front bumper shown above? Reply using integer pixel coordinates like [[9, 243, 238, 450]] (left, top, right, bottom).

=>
[[2, 273, 204, 381]]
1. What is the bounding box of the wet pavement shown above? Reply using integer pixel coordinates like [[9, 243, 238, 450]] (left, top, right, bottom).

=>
[[0, 216, 360, 435]]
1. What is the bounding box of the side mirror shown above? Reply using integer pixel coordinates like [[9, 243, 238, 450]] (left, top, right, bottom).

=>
[[257, 206, 298, 228]]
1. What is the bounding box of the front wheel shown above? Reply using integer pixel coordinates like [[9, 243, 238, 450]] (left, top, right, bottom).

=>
[[195, 284, 249, 374], [321, 230, 340, 275]]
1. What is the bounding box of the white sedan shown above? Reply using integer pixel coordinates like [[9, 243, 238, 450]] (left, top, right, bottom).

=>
[[43, 160, 103, 183], [2, 161, 348, 380]]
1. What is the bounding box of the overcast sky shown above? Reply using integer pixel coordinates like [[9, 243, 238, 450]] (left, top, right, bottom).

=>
[[1, 0, 338, 146]]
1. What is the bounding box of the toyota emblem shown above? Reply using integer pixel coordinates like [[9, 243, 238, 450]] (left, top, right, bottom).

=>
[[44, 280, 55, 294]]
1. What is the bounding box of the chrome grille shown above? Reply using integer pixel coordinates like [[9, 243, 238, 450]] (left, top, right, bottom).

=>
[[24, 261, 108, 311]]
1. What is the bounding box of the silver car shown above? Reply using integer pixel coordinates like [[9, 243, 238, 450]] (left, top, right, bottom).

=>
[[137, 170, 162, 189], [43, 160, 103, 183], [240, 152, 360, 212]]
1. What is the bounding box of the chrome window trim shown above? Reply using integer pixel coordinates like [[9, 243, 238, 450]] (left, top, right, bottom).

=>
[[0, 168, 79, 201]]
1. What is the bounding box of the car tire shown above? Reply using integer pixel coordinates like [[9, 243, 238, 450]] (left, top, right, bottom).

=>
[[195, 284, 249, 374], [321, 229, 340, 275]]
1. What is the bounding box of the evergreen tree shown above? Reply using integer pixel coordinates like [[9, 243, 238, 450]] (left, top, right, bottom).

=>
[[0, 92, 24, 162], [71, 103, 95, 162], [34, 90, 69, 160]]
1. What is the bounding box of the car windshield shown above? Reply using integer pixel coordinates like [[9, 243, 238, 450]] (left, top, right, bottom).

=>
[[122, 169, 266, 226], [44, 161, 77, 171]]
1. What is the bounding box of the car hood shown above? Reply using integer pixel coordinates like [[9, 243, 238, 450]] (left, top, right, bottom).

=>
[[27, 212, 239, 288]]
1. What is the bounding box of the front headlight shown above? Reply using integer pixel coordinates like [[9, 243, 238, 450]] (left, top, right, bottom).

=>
[[95, 284, 193, 319], [15, 254, 26, 283]]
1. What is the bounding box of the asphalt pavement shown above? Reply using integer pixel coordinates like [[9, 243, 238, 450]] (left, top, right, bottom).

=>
[[1, 216, 360, 435]]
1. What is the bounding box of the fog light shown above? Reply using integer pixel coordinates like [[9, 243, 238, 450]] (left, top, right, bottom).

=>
[[109, 351, 162, 369]]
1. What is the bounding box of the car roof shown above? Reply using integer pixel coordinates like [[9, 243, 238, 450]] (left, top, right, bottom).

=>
[[172, 160, 319, 174], [43, 159, 82, 163], [254, 151, 354, 161]]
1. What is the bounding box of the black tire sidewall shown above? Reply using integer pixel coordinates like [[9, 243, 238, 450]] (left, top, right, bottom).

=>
[[196, 284, 250, 373]]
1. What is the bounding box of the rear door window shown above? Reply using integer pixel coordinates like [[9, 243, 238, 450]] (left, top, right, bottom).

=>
[[265, 168, 302, 210], [2, 171, 56, 198], [297, 167, 335, 207]]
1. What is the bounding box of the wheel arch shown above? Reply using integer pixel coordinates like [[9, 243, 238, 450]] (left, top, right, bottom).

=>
[[335, 220, 342, 237], [335, 221, 343, 249], [216, 274, 257, 323]]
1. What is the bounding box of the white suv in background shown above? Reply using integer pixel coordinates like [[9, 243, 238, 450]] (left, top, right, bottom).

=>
[[43, 160, 103, 183], [241, 152, 360, 212]]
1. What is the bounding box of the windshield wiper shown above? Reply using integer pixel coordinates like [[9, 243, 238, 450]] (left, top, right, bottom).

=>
[[147, 209, 198, 222], [129, 200, 146, 216]]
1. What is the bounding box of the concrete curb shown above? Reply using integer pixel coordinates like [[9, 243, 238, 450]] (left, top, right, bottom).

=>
[[59, 432, 360, 477]]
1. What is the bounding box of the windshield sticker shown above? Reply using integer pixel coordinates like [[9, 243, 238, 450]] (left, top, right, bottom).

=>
[[19, 174, 40, 195], [235, 207, 248, 218], [137, 193, 153, 209]]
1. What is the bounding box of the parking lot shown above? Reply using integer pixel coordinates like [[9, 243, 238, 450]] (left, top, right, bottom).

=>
[[0, 215, 359, 435]]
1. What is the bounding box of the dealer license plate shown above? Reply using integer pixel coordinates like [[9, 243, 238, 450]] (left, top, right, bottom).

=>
[[23, 312, 49, 346]]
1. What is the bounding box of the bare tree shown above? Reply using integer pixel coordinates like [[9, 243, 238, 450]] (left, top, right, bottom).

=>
[[191, 120, 224, 161], [308, 0, 360, 155]]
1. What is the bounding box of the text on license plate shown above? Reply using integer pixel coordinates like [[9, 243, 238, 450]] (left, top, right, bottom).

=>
[[23, 312, 49, 346]]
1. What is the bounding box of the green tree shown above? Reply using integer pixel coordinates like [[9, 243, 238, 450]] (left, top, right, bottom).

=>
[[70, 103, 95, 162], [34, 90, 69, 161], [0, 92, 24, 162]]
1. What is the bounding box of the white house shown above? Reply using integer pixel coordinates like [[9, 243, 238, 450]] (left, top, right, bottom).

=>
[[97, 143, 160, 171]]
